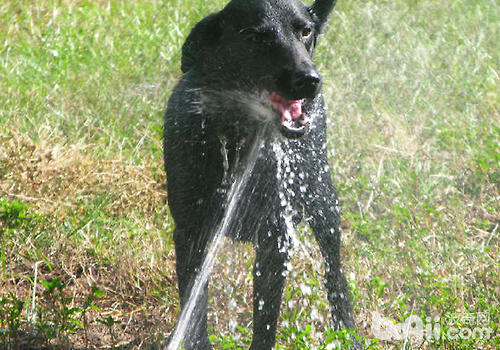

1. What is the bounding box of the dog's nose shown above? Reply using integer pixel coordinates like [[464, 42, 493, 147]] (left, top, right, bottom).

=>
[[291, 70, 321, 98]]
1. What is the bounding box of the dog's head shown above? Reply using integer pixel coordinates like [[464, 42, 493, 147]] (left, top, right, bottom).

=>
[[181, 0, 337, 138]]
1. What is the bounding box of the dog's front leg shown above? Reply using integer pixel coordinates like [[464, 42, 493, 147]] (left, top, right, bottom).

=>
[[306, 176, 363, 349], [251, 219, 290, 350], [172, 227, 212, 350]]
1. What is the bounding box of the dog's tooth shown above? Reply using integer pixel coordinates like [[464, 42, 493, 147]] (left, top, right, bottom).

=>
[[299, 117, 309, 126]]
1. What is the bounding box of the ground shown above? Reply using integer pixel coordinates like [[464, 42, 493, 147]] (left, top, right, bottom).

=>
[[0, 0, 498, 349]]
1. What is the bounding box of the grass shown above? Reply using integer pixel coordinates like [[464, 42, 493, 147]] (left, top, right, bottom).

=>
[[0, 0, 498, 348]]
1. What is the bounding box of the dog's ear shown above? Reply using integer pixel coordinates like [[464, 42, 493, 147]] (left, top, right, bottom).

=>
[[181, 13, 222, 73], [310, 0, 337, 33]]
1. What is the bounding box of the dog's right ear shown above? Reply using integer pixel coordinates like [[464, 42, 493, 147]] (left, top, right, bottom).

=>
[[181, 13, 222, 73], [310, 0, 337, 33]]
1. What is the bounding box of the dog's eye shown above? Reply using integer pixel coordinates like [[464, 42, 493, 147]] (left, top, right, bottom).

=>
[[241, 29, 256, 41], [240, 28, 273, 45], [301, 27, 312, 38]]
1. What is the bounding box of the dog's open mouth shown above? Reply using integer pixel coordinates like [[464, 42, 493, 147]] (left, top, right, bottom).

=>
[[270, 92, 308, 136]]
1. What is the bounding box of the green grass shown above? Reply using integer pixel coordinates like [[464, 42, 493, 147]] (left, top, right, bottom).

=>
[[0, 0, 498, 348]]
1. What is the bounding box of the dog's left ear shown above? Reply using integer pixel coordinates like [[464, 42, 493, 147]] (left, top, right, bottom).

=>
[[310, 0, 337, 33], [181, 13, 223, 73]]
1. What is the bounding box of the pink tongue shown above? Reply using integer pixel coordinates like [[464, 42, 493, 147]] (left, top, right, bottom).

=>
[[288, 100, 302, 120], [270, 92, 303, 122]]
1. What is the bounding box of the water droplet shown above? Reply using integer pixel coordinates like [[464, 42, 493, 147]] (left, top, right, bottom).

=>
[[327, 341, 341, 349], [229, 317, 237, 332], [311, 308, 320, 321], [300, 284, 312, 296]]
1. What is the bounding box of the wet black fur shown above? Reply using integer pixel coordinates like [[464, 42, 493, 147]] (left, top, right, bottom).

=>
[[164, 0, 360, 349]]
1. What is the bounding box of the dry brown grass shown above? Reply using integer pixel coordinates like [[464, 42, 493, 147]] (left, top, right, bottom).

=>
[[0, 124, 180, 348], [0, 123, 165, 218]]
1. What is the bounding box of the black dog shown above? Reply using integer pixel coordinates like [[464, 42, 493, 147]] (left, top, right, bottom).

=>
[[164, 0, 360, 349]]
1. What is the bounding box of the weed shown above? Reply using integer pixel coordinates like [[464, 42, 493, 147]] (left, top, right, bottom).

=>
[[0, 292, 24, 346]]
